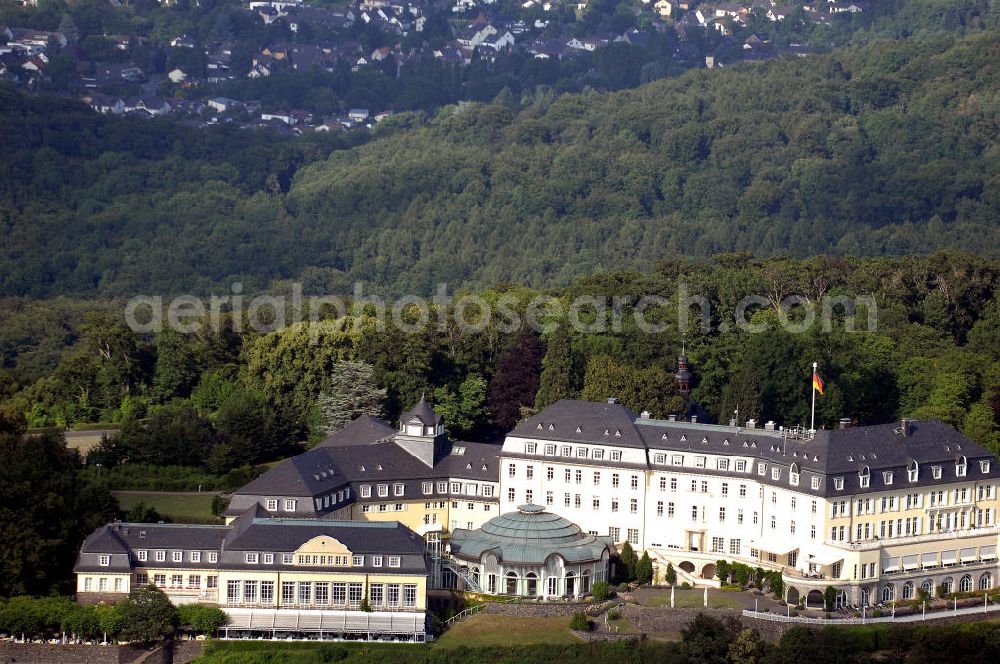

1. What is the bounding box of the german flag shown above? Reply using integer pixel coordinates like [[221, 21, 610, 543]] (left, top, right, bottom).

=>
[[812, 372, 824, 395]]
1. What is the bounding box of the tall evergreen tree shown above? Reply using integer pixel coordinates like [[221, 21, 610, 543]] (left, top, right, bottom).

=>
[[535, 326, 574, 409], [488, 331, 546, 430], [315, 361, 387, 436]]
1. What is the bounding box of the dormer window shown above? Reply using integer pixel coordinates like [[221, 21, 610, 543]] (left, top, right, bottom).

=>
[[654, 453, 666, 464], [284, 499, 296, 511], [610, 450, 622, 461], [908, 461, 918, 482], [561, 446, 572, 456], [981, 460, 991, 474], [99, 555, 111, 567], [360, 485, 371, 498], [956, 456, 967, 477], [932, 466, 942, 479], [377, 484, 389, 497], [266, 498, 278, 511], [789, 464, 800, 486], [576, 426, 583, 433], [834, 477, 845, 490], [615, 430, 622, 437], [393, 483, 405, 496], [883, 471, 893, 486], [758, 463, 767, 476], [525, 443, 537, 454], [859, 466, 870, 489], [810, 476, 820, 490], [544, 444, 555, 456]]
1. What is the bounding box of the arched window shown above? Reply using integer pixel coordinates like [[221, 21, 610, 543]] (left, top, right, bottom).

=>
[[980, 573, 993, 591], [860, 588, 870, 606], [908, 460, 919, 482], [942, 577, 954, 594], [859, 466, 871, 488], [881, 584, 894, 603], [957, 455, 968, 477], [960, 575, 973, 593], [790, 463, 800, 486], [505, 571, 518, 595], [902, 582, 914, 600], [582, 569, 591, 594], [921, 579, 934, 596], [525, 572, 538, 596]]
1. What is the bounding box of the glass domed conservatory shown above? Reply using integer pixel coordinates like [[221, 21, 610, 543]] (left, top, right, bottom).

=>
[[446, 505, 614, 598]]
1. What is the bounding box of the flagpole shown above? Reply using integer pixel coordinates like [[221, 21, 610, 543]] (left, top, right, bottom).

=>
[[810, 361, 817, 433]]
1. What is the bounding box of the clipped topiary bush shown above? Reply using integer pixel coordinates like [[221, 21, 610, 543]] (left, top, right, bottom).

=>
[[570, 611, 591, 632]]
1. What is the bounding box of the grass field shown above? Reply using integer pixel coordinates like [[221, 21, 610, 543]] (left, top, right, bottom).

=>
[[434, 614, 579, 648], [114, 490, 221, 524], [639, 588, 749, 609]]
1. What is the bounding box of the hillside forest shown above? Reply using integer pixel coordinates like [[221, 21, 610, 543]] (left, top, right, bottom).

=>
[[2, 27, 1000, 298]]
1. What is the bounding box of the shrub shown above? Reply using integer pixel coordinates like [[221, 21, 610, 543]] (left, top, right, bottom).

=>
[[607, 609, 621, 620], [591, 581, 614, 602], [177, 604, 226, 635], [665, 562, 677, 586], [680, 582, 691, 589], [618, 583, 629, 592], [570, 611, 591, 631]]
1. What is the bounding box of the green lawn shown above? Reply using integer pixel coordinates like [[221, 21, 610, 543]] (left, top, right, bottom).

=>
[[640, 589, 748, 609], [434, 613, 579, 648], [114, 490, 221, 524]]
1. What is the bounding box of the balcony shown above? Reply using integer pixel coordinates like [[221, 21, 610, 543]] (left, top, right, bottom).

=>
[[824, 525, 1000, 552]]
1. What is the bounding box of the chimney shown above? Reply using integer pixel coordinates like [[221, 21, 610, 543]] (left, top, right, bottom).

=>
[[691, 416, 698, 423], [839, 418, 852, 429], [607, 397, 619, 404], [640, 410, 651, 419], [901, 418, 914, 437], [729, 418, 737, 427], [746, 419, 756, 429], [764, 420, 776, 431], [668, 414, 677, 422]]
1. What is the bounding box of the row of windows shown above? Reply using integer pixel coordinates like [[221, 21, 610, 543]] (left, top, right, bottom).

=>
[[134, 573, 217, 589], [709, 537, 743, 556], [830, 487, 996, 519], [264, 499, 298, 512], [241, 552, 401, 568], [522, 441, 624, 460], [82, 576, 126, 592], [224, 580, 418, 608], [836, 459, 990, 491], [606, 527, 640, 545], [133, 550, 217, 564], [651, 453, 749, 473], [360, 481, 496, 499], [880, 574, 993, 602]]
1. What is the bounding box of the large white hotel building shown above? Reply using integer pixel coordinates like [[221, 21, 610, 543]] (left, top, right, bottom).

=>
[[498, 398, 1000, 607]]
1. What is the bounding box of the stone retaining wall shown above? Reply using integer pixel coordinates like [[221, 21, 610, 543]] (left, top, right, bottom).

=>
[[482, 602, 589, 617], [0, 639, 203, 664]]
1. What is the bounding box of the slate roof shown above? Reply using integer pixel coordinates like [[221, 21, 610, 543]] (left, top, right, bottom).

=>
[[511, 399, 647, 449], [224, 518, 426, 557], [513, 400, 999, 497], [315, 414, 396, 448], [401, 395, 441, 426], [236, 446, 346, 497], [449, 504, 613, 564]]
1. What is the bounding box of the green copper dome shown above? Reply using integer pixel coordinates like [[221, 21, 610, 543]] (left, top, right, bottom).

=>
[[449, 505, 613, 564]]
